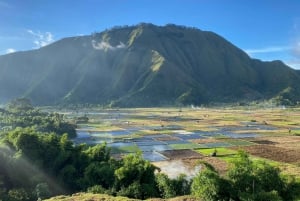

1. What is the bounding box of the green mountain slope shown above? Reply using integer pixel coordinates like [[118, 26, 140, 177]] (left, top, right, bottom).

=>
[[0, 23, 299, 106]]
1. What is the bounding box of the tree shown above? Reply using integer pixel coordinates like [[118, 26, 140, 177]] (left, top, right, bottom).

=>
[[227, 151, 256, 197], [156, 173, 190, 198], [117, 181, 143, 199], [191, 152, 296, 201], [227, 151, 295, 200], [7, 188, 30, 201], [35, 183, 51, 200], [7, 98, 33, 113], [191, 162, 231, 201], [58, 164, 77, 188], [84, 143, 110, 162], [115, 152, 158, 199], [83, 162, 114, 189], [156, 173, 176, 198]]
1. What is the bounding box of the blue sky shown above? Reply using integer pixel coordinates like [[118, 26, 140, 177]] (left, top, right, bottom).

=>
[[1, 0, 300, 69]]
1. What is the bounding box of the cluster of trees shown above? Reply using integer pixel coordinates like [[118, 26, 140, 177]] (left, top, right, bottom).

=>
[[0, 98, 76, 137], [191, 151, 299, 201], [0, 128, 190, 201], [2, 129, 298, 201], [272, 87, 300, 106], [0, 100, 189, 200]]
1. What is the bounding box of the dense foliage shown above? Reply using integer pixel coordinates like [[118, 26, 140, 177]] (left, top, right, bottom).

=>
[[0, 100, 190, 200], [191, 151, 299, 201], [0, 131, 190, 201], [0, 98, 76, 137]]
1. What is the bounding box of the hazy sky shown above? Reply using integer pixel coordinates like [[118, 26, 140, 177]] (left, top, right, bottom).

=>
[[1, 0, 300, 69]]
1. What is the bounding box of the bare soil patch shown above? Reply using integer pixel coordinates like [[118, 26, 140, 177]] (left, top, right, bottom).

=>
[[231, 145, 300, 163], [180, 157, 228, 175], [249, 136, 300, 150], [201, 157, 228, 175], [159, 149, 203, 160]]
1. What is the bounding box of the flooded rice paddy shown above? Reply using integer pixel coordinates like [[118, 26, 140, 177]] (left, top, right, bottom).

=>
[[65, 107, 300, 163], [58, 107, 300, 178]]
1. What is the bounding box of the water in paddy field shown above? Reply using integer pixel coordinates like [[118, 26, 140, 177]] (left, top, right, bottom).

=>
[[138, 145, 171, 152], [108, 142, 136, 149], [221, 132, 260, 138], [143, 151, 168, 162], [73, 128, 174, 161], [73, 119, 265, 161], [173, 133, 206, 140], [76, 130, 90, 138]]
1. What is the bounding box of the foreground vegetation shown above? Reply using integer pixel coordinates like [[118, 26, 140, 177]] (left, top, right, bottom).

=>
[[1, 99, 300, 201], [0, 98, 76, 138], [0, 99, 190, 200], [0, 129, 190, 201]]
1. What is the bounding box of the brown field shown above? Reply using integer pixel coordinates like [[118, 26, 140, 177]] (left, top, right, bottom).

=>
[[232, 136, 300, 164], [231, 144, 300, 163], [159, 149, 203, 160]]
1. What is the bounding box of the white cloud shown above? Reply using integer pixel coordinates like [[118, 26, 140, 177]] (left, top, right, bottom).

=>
[[286, 60, 300, 69], [27, 30, 54, 48], [243, 43, 300, 69], [92, 40, 125, 50], [5, 48, 16, 54], [245, 46, 291, 54]]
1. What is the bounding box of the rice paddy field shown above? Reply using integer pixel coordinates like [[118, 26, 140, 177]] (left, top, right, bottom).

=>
[[62, 107, 300, 178]]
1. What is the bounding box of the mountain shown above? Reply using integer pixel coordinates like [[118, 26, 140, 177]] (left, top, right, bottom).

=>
[[0, 23, 300, 106]]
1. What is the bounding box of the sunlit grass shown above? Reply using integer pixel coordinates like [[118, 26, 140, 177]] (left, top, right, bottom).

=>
[[292, 129, 300, 136], [196, 147, 237, 156]]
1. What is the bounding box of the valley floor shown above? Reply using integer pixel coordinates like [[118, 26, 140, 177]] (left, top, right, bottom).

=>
[[59, 106, 300, 179]]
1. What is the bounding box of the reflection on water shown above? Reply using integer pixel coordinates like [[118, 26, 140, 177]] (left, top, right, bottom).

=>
[[143, 151, 168, 162], [138, 145, 171, 152], [73, 122, 263, 161]]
